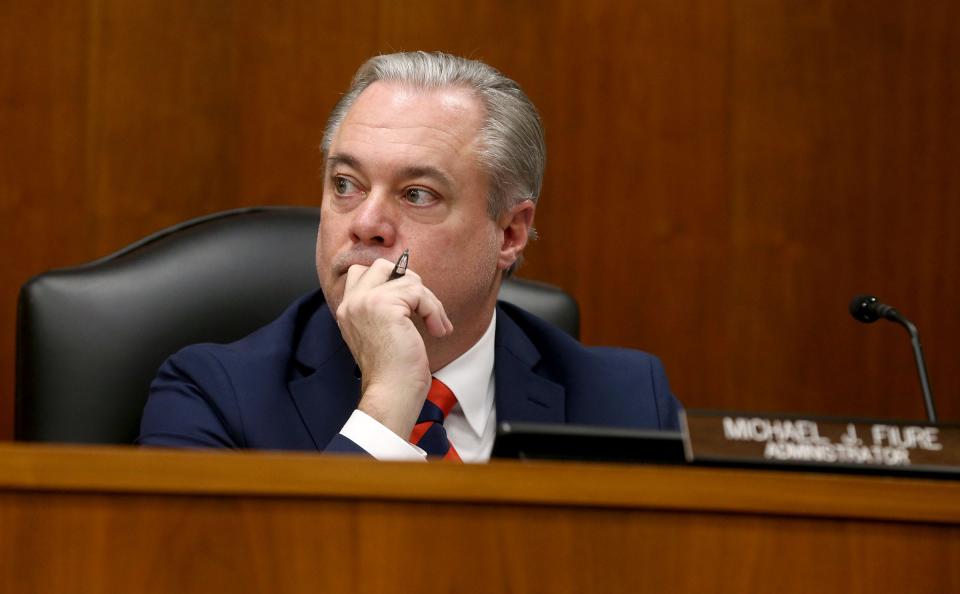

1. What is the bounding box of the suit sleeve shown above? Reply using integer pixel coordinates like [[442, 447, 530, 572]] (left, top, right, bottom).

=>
[[324, 433, 372, 454], [137, 347, 245, 448], [139, 346, 378, 457], [648, 355, 683, 431]]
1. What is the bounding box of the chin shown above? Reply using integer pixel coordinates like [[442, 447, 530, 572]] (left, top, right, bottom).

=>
[[318, 276, 344, 313]]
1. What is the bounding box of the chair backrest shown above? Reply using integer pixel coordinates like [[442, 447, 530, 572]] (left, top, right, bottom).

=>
[[16, 207, 579, 444]]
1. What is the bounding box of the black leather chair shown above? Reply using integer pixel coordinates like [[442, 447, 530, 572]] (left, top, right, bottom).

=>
[[16, 207, 579, 444]]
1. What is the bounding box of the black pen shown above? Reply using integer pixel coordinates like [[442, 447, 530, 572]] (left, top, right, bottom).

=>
[[388, 248, 409, 280]]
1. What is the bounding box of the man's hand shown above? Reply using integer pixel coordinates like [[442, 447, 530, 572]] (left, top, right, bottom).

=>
[[335, 258, 454, 439]]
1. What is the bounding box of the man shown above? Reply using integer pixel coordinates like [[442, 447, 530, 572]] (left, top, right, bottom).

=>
[[139, 51, 681, 461]]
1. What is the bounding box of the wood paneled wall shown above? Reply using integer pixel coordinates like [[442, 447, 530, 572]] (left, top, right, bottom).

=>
[[2, 1, 958, 439]]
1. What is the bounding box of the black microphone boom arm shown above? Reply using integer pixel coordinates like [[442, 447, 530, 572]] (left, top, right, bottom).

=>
[[849, 294, 938, 423]]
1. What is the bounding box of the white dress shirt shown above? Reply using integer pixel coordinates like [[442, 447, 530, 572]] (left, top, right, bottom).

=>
[[338, 311, 497, 463]]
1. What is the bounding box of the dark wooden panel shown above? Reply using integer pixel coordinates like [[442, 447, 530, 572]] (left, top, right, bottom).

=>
[[723, 1, 960, 419], [232, 0, 379, 202], [82, 0, 241, 252], [0, 1, 90, 440], [512, 1, 734, 415], [3, 492, 958, 594], [2, 1, 958, 439]]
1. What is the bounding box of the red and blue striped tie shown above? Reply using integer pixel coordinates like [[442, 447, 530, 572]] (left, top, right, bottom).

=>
[[409, 377, 462, 462]]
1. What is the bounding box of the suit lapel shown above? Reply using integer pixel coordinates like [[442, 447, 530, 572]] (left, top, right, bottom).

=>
[[287, 303, 360, 450], [493, 305, 566, 424]]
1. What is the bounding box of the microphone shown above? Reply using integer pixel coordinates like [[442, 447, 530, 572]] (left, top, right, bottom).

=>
[[849, 295, 937, 423]]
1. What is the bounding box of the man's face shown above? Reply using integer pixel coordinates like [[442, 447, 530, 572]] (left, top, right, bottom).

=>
[[316, 81, 503, 332]]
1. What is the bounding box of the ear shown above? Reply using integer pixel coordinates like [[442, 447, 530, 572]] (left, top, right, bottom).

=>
[[497, 200, 536, 271]]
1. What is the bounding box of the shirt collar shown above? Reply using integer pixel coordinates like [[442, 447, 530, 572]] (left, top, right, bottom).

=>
[[432, 310, 496, 437]]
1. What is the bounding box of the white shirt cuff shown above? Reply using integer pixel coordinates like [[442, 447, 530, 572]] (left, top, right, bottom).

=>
[[339, 410, 427, 462]]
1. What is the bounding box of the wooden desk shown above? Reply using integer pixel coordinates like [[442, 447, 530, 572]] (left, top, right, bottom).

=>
[[1, 444, 958, 593]]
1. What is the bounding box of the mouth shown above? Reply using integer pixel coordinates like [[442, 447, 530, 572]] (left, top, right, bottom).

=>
[[334, 260, 372, 277], [332, 250, 393, 277]]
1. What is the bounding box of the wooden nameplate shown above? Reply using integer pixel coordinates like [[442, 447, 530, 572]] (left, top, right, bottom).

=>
[[681, 410, 960, 478]]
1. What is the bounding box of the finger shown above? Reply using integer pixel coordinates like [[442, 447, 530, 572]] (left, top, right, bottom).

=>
[[397, 267, 422, 283], [344, 263, 370, 294], [349, 263, 424, 300], [351, 258, 397, 292], [345, 259, 395, 294], [418, 284, 454, 336], [395, 283, 451, 338], [397, 274, 452, 334]]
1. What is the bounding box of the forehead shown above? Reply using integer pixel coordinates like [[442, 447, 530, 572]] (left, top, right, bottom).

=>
[[329, 81, 486, 172]]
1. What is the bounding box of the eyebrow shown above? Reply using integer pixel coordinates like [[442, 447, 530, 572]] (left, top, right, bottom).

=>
[[325, 153, 361, 172], [326, 152, 455, 190]]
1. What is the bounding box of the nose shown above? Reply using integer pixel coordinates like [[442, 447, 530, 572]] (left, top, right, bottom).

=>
[[349, 192, 397, 247]]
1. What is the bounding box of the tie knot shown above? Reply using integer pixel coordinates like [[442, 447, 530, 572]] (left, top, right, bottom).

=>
[[427, 377, 457, 418]]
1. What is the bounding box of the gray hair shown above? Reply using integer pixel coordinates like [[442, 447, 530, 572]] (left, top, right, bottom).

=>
[[320, 51, 545, 221]]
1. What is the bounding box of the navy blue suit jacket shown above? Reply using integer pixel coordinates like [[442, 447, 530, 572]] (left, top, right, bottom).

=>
[[139, 291, 681, 453]]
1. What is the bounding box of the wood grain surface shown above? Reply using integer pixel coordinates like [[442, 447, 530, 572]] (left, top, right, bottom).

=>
[[2, 1, 958, 438], [0, 444, 958, 594], [1, 443, 959, 524]]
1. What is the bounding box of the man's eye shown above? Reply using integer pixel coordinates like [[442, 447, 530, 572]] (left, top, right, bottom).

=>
[[403, 187, 438, 206], [333, 176, 363, 197]]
